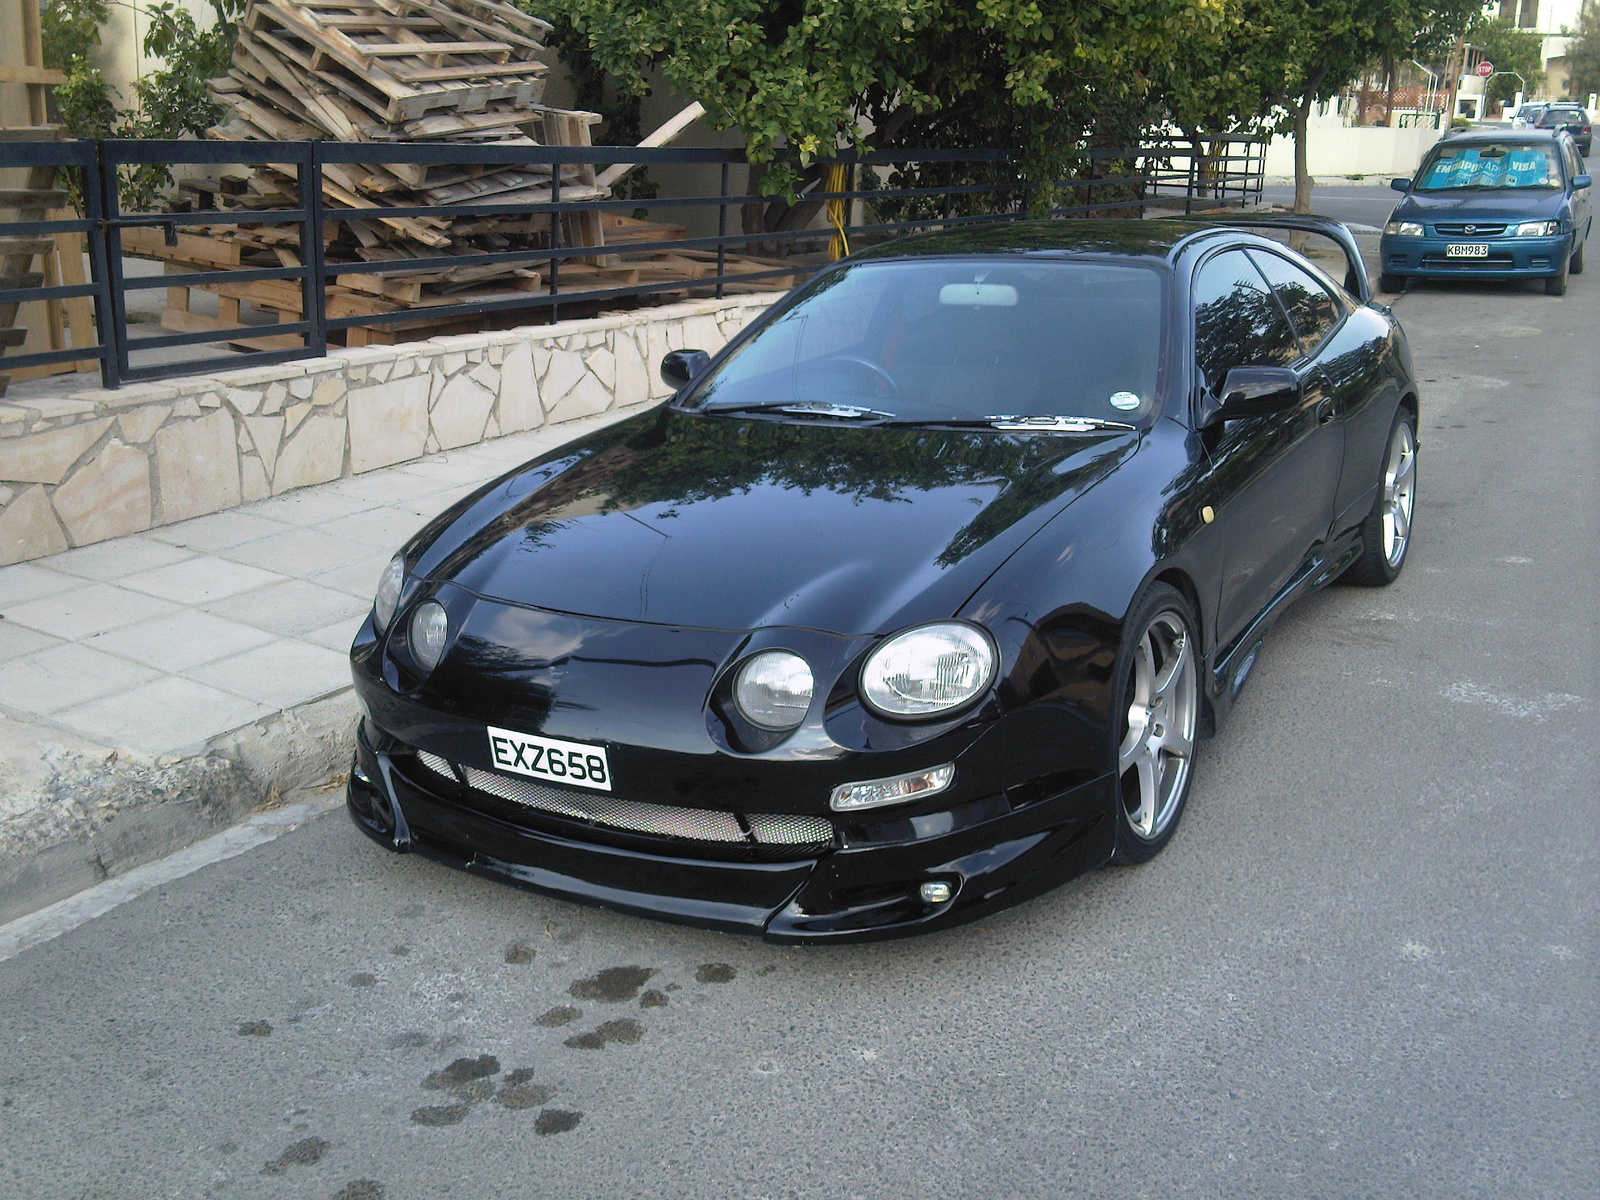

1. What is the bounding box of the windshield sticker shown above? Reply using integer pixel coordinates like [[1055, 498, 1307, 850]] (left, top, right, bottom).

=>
[[1108, 391, 1141, 410], [1423, 147, 1554, 189]]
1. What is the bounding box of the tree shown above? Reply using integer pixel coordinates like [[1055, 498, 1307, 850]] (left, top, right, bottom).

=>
[[1466, 15, 1546, 110], [41, 0, 242, 209], [1567, 2, 1600, 100], [544, 0, 1234, 229], [1151, 1, 1480, 213]]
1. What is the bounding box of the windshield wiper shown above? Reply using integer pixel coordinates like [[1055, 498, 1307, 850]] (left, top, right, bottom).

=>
[[696, 401, 898, 421], [697, 401, 908, 419], [882, 414, 1138, 432]]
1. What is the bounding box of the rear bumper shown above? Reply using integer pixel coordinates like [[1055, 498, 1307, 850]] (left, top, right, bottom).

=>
[[1380, 232, 1571, 279], [347, 720, 1115, 943]]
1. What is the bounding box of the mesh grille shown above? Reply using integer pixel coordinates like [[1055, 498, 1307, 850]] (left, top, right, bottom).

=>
[[746, 811, 835, 845], [465, 765, 750, 842], [408, 750, 832, 848], [416, 750, 454, 779], [1434, 223, 1508, 237]]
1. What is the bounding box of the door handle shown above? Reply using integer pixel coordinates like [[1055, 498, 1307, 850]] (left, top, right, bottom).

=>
[[1315, 397, 1336, 425]]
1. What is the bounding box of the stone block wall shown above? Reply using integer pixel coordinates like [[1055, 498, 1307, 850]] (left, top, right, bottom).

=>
[[0, 294, 779, 566]]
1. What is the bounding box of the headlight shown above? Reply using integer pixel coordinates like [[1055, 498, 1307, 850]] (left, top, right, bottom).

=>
[[732, 650, 814, 730], [1513, 220, 1560, 237], [860, 623, 996, 718], [409, 601, 449, 671], [374, 556, 404, 632], [1384, 221, 1424, 237]]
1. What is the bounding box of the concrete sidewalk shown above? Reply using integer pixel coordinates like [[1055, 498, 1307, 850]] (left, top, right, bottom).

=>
[[0, 401, 648, 923]]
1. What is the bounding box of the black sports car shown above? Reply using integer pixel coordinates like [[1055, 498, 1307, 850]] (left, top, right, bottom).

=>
[[347, 217, 1419, 942]]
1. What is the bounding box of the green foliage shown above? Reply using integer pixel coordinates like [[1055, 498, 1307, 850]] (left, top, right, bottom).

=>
[[1567, 2, 1600, 101], [1150, 1, 1482, 211], [545, 11, 658, 201], [40, 0, 242, 210], [1467, 15, 1546, 108], [545, 0, 1234, 204]]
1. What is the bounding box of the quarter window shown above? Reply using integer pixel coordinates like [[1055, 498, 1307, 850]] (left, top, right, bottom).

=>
[[1247, 250, 1343, 351], [1192, 249, 1300, 392]]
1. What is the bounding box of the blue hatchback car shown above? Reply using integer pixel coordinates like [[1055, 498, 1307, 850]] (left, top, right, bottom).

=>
[[1379, 130, 1592, 295]]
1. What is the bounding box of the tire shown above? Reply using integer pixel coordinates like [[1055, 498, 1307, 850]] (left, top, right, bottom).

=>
[[1378, 272, 1406, 293], [1109, 584, 1201, 864], [1545, 254, 1569, 295], [1341, 408, 1418, 587], [1570, 238, 1584, 275]]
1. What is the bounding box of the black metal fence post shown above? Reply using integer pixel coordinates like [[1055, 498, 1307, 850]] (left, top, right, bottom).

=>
[[81, 145, 120, 389], [301, 141, 329, 358], [716, 162, 729, 300], [548, 149, 561, 325], [95, 142, 132, 387]]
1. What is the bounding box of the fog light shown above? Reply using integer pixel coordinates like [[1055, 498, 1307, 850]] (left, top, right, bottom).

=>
[[920, 881, 954, 905], [829, 763, 955, 812]]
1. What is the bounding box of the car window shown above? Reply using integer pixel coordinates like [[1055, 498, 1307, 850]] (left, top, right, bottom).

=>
[[1192, 249, 1300, 391], [686, 258, 1169, 424], [1415, 142, 1562, 190], [1246, 250, 1343, 351], [1539, 108, 1584, 125]]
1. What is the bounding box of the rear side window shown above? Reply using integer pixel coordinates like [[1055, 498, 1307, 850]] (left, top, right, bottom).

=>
[[1247, 250, 1343, 351], [1192, 249, 1300, 391]]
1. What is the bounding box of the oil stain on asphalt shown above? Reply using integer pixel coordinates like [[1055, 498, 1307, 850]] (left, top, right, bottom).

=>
[[261, 1135, 330, 1175], [567, 965, 655, 1002]]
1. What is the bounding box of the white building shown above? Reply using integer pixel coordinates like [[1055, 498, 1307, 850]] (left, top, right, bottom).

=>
[[1493, 0, 1586, 98]]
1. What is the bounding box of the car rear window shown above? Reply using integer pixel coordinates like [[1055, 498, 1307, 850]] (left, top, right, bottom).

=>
[[1416, 143, 1560, 190], [1539, 108, 1585, 123], [688, 259, 1168, 425]]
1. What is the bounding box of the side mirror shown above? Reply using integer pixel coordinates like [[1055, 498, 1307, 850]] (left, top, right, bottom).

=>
[[660, 349, 711, 390], [1205, 367, 1302, 426], [1574, 174, 1592, 189], [1390, 178, 1412, 192]]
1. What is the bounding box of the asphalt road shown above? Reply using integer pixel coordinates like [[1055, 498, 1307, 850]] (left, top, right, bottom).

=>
[[1261, 182, 1401, 229], [2, 272, 1596, 1200]]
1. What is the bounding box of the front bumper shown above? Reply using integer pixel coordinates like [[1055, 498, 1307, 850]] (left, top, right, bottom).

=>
[[347, 718, 1115, 943], [1380, 232, 1571, 279]]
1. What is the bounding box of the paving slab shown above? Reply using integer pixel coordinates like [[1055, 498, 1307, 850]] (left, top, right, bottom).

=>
[[0, 399, 650, 927]]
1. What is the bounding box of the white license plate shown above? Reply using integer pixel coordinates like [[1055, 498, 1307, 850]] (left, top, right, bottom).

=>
[[1445, 243, 1489, 258], [487, 725, 612, 791]]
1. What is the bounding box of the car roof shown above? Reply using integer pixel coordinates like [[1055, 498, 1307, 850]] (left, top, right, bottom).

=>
[[848, 218, 1258, 266], [1433, 129, 1563, 149]]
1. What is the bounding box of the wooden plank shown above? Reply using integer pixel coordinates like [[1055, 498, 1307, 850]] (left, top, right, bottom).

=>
[[122, 226, 244, 267], [0, 66, 65, 85], [162, 305, 303, 352], [352, 40, 510, 57], [0, 188, 68, 206]]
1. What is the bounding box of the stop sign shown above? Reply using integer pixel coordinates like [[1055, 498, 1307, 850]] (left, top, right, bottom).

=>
[[1476, 60, 1495, 77]]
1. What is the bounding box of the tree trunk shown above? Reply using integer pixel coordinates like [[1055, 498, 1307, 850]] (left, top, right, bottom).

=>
[[1293, 94, 1314, 215]]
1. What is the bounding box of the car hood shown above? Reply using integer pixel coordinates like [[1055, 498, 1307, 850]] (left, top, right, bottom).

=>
[[411, 407, 1138, 635], [1396, 189, 1568, 224]]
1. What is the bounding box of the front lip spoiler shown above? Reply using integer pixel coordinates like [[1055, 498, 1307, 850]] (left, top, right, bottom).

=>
[[347, 725, 1116, 943]]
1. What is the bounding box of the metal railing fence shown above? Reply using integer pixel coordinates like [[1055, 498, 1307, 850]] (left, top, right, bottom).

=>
[[0, 134, 1265, 389]]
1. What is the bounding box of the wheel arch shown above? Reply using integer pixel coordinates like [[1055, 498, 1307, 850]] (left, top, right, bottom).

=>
[[1148, 566, 1216, 738]]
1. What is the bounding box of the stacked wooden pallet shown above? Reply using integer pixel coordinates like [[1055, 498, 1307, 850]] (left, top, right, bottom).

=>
[[121, 0, 796, 345]]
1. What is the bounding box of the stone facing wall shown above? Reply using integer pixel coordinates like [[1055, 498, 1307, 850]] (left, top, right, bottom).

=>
[[0, 295, 779, 566]]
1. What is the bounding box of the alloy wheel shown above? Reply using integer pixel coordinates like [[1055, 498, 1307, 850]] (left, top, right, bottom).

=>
[[1382, 420, 1417, 568], [1117, 611, 1198, 841]]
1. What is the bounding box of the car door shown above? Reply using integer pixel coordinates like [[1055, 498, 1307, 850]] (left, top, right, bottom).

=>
[[1191, 248, 1343, 650], [1562, 139, 1591, 247]]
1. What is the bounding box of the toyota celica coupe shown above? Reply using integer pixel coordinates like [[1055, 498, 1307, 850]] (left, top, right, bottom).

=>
[[347, 217, 1420, 942]]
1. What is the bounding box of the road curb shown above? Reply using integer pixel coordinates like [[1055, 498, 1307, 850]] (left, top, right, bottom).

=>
[[0, 691, 357, 925]]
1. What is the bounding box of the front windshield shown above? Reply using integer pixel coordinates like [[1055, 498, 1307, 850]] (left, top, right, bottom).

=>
[[1415, 142, 1561, 191], [683, 258, 1166, 425]]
